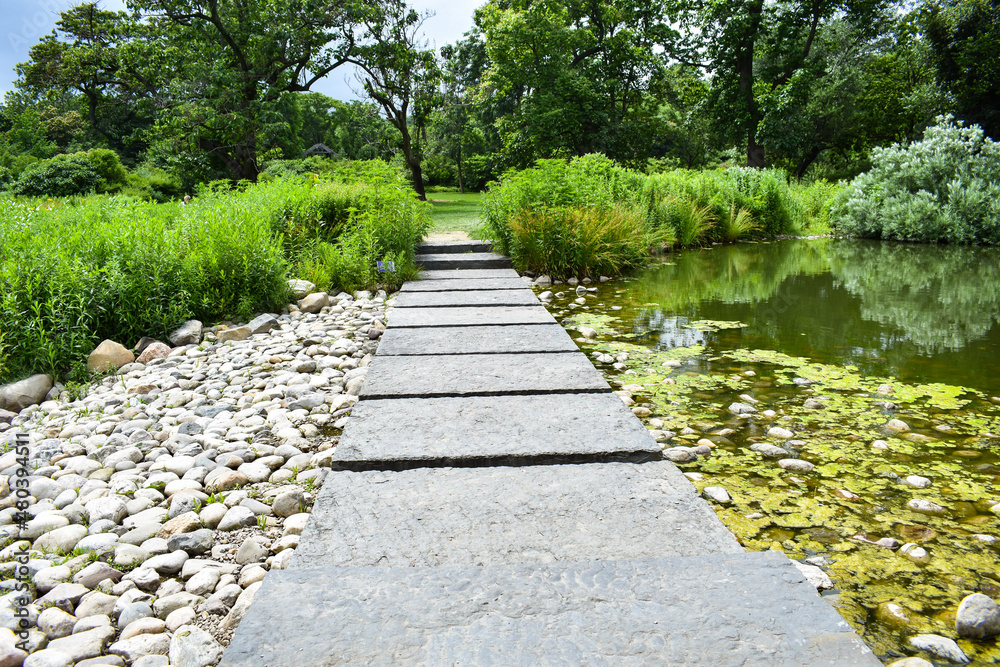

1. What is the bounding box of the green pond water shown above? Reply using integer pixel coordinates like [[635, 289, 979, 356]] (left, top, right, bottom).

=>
[[540, 239, 1000, 664]]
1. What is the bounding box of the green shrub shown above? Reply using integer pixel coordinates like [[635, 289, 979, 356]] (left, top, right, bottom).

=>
[[84, 149, 130, 193], [832, 115, 1000, 244], [0, 192, 289, 381], [10, 154, 41, 179], [13, 155, 100, 197], [483, 155, 645, 255], [642, 167, 804, 239], [288, 162, 431, 292], [0, 167, 429, 383], [124, 167, 184, 202]]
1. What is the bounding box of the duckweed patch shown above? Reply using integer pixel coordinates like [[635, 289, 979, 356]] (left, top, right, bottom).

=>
[[684, 320, 749, 332]]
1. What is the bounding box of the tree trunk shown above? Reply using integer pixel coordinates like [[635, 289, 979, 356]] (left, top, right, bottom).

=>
[[794, 146, 823, 180], [456, 141, 465, 194], [399, 126, 426, 200], [738, 0, 765, 169], [234, 132, 260, 183]]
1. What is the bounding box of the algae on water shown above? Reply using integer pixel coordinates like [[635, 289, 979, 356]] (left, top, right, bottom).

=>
[[551, 282, 1000, 662]]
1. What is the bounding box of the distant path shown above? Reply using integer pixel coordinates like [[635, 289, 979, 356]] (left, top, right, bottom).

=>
[[424, 230, 470, 242], [427, 190, 482, 236], [221, 241, 882, 666]]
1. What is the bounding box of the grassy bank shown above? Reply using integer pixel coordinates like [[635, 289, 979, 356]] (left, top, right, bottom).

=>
[[0, 162, 429, 383], [427, 190, 483, 235], [482, 155, 840, 278]]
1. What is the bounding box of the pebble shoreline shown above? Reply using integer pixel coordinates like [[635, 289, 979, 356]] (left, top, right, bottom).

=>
[[0, 286, 389, 667]]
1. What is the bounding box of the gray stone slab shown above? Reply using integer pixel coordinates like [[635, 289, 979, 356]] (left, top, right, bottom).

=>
[[401, 277, 531, 292], [419, 268, 520, 280], [388, 305, 555, 327], [295, 462, 738, 566], [418, 240, 493, 254], [416, 252, 512, 270], [359, 352, 608, 398], [221, 551, 881, 667], [335, 393, 660, 462], [393, 289, 539, 308], [377, 324, 578, 355]]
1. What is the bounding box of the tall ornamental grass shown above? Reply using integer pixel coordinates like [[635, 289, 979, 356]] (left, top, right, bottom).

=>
[[507, 205, 672, 279], [482, 154, 838, 277], [0, 164, 430, 383], [832, 116, 1000, 245]]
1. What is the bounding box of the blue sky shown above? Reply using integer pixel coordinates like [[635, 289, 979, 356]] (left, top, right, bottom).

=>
[[0, 0, 481, 102]]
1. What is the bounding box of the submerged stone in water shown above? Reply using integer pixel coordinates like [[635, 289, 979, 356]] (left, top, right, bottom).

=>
[[897, 525, 937, 542], [778, 459, 814, 472], [886, 419, 910, 432], [833, 489, 860, 501], [887, 659, 933, 667], [876, 601, 914, 630], [728, 402, 756, 415], [768, 426, 794, 439], [908, 634, 969, 664], [750, 443, 789, 458], [907, 499, 947, 516], [901, 543, 931, 564], [956, 592, 1000, 638], [702, 486, 731, 504], [904, 476, 932, 489]]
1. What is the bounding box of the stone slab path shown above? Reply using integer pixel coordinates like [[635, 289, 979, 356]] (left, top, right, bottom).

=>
[[334, 393, 660, 463], [221, 243, 882, 666], [387, 305, 555, 327], [377, 324, 579, 355]]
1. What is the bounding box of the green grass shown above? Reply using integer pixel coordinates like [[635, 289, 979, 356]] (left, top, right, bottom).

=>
[[0, 163, 430, 384], [427, 191, 483, 235]]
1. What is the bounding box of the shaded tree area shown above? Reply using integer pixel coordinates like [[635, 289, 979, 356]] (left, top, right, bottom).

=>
[[2, 0, 995, 193], [924, 0, 1000, 139]]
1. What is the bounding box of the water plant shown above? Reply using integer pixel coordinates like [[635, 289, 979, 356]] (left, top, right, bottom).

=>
[[717, 204, 757, 243], [482, 154, 840, 277]]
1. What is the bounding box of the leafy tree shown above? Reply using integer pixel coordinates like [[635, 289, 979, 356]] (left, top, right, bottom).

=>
[[475, 0, 675, 170], [924, 0, 1000, 139], [648, 65, 720, 169], [0, 105, 59, 179], [347, 0, 440, 199], [293, 94, 396, 161], [673, 0, 893, 168], [15, 3, 157, 158], [128, 0, 373, 181]]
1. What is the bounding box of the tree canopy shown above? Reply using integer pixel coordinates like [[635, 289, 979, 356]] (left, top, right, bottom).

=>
[[2, 0, 992, 190]]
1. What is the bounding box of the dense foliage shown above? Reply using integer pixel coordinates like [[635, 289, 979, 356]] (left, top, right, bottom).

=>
[[832, 116, 1000, 244], [4, 0, 983, 194], [0, 164, 429, 383], [483, 155, 838, 276], [11, 148, 129, 196]]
